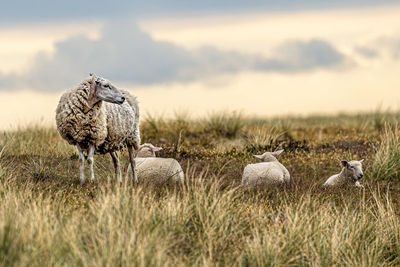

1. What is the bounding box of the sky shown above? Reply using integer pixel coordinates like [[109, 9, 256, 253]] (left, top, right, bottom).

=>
[[1, 1, 400, 129]]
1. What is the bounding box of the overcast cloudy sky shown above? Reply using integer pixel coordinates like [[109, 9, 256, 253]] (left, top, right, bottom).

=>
[[0, 1, 400, 127], [2, 1, 399, 22]]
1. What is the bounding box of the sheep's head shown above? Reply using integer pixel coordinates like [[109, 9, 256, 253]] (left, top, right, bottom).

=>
[[88, 73, 125, 107], [137, 143, 163, 157], [254, 149, 284, 162], [341, 159, 364, 181]]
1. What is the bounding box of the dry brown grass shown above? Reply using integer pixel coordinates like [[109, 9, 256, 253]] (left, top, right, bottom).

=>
[[0, 112, 400, 266]]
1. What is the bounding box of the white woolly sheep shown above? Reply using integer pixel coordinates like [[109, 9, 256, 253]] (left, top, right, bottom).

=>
[[56, 74, 140, 183], [242, 149, 290, 186], [323, 159, 364, 188], [126, 143, 185, 184]]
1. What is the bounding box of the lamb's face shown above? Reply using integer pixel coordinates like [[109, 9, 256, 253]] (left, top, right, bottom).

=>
[[341, 159, 364, 181], [254, 149, 284, 162], [137, 143, 163, 157], [94, 77, 125, 105]]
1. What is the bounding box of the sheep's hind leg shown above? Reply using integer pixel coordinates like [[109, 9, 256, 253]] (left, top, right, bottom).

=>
[[127, 145, 138, 183], [77, 145, 85, 183], [87, 145, 95, 181], [110, 151, 121, 183]]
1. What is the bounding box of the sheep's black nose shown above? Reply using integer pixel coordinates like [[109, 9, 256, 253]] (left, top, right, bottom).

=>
[[121, 96, 125, 101], [359, 174, 364, 178]]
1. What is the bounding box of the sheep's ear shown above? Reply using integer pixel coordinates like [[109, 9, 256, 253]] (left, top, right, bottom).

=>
[[341, 160, 349, 167], [88, 77, 100, 107], [272, 149, 284, 157], [153, 146, 163, 152], [89, 73, 96, 83], [254, 155, 263, 160], [359, 159, 364, 163]]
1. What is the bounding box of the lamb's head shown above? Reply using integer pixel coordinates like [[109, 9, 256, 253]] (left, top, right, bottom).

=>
[[341, 159, 364, 181], [254, 149, 284, 162], [88, 73, 125, 106], [137, 143, 163, 157]]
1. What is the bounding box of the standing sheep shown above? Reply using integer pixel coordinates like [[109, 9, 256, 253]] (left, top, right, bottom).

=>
[[56, 74, 140, 183], [242, 149, 290, 186], [127, 143, 185, 184], [323, 159, 364, 188]]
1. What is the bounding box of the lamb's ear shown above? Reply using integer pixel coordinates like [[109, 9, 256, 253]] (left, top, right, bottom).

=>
[[359, 159, 364, 163], [254, 155, 263, 160], [341, 160, 349, 167], [152, 146, 163, 152], [272, 149, 284, 157]]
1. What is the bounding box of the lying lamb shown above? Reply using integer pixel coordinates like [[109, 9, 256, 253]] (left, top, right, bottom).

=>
[[56, 74, 140, 183], [126, 143, 185, 184], [242, 149, 290, 186], [323, 159, 364, 188]]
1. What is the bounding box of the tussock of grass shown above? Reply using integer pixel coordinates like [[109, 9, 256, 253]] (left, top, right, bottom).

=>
[[372, 123, 400, 180], [205, 111, 245, 138]]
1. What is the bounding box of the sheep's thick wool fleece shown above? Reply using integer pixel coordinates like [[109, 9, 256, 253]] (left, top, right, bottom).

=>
[[242, 162, 290, 186], [55, 78, 140, 153], [134, 158, 184, 184]]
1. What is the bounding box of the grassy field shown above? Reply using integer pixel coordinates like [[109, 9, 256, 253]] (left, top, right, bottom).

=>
[[1, 111, 400, 266]]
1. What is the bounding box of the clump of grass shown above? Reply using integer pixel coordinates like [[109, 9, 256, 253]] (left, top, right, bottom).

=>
[[372, 123, 400, 180], [246, 126, 284, 151], [0, 125, 74, 157], [142, 113, 166, 139], [205, 111, 245, 138]]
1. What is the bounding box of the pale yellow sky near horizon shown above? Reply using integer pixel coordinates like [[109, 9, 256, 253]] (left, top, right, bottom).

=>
[[0, 5, 400, 130]]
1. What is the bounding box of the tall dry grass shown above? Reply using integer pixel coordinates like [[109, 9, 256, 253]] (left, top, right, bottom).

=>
[[0, 169, 399, 266], [372, 123, 400, 181], [0, 112, 400, 265]]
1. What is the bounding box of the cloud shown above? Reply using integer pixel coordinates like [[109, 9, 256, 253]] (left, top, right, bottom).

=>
[[0, 21, 347, 91], [354, 46, 379, 58], [378, 36, 400, 58], [355, 36, 400, 61], [256, 40, 346, 71]]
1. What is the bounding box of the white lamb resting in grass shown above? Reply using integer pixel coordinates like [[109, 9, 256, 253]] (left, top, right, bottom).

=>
[[126, 143, 185, 184], [242, 150, 290, 186], [323, 159, 364, 188]]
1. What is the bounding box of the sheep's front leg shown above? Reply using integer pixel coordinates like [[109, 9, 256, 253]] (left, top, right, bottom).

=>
[[127, 146, 138, 183], [110, 151, 121, 183], [87, 145, 95, 181], [77, 145, 85, 183]]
